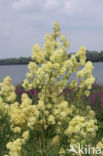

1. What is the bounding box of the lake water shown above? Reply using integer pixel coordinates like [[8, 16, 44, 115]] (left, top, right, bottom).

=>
[[0, 63, 103, 85], [0, 65, 28, 85]]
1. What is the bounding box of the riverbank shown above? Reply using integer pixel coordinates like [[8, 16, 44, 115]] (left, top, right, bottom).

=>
[[0, 50, 103, 65]]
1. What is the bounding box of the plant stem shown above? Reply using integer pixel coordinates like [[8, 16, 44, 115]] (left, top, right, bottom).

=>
[[40, 129, 45, 156]]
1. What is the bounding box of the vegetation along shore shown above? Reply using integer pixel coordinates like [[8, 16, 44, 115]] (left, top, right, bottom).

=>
[[0, 50, 103, 65]]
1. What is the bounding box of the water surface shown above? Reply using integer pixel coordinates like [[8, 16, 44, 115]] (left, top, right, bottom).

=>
[[0, 63, 103, 85]]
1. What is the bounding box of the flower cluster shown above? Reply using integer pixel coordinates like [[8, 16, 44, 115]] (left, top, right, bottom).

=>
[[0, 22, 102, 156]]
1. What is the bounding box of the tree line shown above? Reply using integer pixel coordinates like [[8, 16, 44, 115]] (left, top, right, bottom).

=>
[[86, 50, 103, 62], [0, 57, 31, 65], [0, 50, 103, 65]]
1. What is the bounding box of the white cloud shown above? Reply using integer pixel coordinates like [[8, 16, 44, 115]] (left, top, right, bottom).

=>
[[12, 0, 34, 9], [45, 0, 60, 9], [12, 0, 60, 10], [63, 0, 87, 15], [12, 0, 83, 16], [12, 0, 78, 14]]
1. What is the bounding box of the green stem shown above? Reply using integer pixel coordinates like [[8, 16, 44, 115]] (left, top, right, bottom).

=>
[[43, 129, 45, 156], [40, 129, 45, 156]]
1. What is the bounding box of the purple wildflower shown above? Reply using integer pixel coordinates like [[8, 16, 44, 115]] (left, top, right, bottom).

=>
[[89, 93, 96, 108]]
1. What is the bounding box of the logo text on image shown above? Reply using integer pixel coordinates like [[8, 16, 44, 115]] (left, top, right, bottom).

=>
[[68, 144, 102, 155]]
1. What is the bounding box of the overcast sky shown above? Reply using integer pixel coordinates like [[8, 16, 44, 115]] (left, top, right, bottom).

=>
[[0, 0, 103, 58]]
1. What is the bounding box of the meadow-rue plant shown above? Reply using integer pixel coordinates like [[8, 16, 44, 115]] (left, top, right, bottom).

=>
[[0, 22, 103, 156]]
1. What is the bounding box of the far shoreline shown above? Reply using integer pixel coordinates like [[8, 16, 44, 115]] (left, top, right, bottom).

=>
[[1, 50, 103, 65]]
